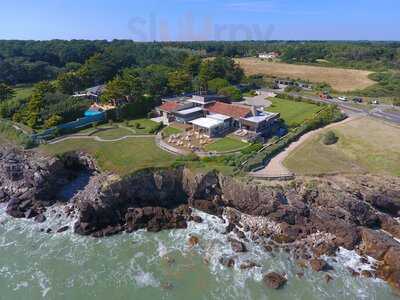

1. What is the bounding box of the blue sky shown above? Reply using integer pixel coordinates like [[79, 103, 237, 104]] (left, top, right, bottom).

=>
[[0, 0, 399, 41]]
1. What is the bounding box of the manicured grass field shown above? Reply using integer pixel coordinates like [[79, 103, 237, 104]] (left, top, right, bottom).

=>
[[93, 127, 134, 140], [283, 117, 400, 176], [267, 98, 322, 128], [41, 137, 174, 175], [205, 137, 247, 152], [126, 118, 159, 134], [162, 126, 183, 137]]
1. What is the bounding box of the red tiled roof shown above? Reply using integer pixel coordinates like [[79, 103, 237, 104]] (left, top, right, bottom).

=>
[[206, 102, 251, 119], [158, 101, 180, 112]]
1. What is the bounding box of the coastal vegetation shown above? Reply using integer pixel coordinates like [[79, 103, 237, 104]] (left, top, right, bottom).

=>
[[283, 117, 400, 176]]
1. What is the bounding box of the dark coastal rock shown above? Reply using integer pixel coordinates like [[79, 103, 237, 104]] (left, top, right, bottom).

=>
[[34, 214, 46, 223], [312, 241, 338, 257], [263, 272, 287, 289], [310, 259, 331, 272], [224, 223, 236, 234], [359, 228, 400, 260], [239, 261, 260, 270], [361, 270, 374, 278], [125, 206, 188, 233], [347, 267, 360, 277], [236, 230, 246, 239], [188, 235, 199, 247], [0, 145, 98, 220], [192, 216, 203, 223], [229, 239, 247, 253], [3, 145, 400, 293], [57, 226, 69, 233], [24, 208, 38, 219], [191, 199, 219, 215], [219, 256, 235, 268]]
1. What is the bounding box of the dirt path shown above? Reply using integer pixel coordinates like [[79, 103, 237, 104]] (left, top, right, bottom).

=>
[[250, 117, 360, 178]]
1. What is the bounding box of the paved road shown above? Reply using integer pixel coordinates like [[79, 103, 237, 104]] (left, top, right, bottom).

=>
[[261, 88, 400, 124], [242, 91, 273, 107]]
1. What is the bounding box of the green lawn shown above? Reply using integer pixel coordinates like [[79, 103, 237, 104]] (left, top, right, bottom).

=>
[[41, 137, 174, 176], [162, 126, 183, 137], [205, 137, 247, 152], [93, 127, 134, 140], [267, 98, 322, 128], [124, 118, 159, 134], [283, 117, 400, 177]]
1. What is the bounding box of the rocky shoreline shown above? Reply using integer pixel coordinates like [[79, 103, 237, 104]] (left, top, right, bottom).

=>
[[1, 145, 400, 292]]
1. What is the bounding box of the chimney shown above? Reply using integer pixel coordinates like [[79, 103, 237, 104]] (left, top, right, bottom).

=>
[[251, 105, 257, 116]]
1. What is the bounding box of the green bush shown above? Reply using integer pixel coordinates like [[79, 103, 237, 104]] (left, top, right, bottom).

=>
[[148, 122, 164, 134], [0, 120, 36, 149], [322, 131, 339, 145]]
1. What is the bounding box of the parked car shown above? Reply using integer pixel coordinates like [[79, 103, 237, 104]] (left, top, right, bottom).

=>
[[319, 92, 333, 100], [338, 96, 348, 101], [372, 99, 380, 105], [352, 97, 363, 103]]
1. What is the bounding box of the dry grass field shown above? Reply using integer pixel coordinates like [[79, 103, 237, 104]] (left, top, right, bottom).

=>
[[283, 117, 400, 177], [236, 58, 376, 92]]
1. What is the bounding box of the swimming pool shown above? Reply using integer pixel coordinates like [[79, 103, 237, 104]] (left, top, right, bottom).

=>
[[84, 109, 104, 117]]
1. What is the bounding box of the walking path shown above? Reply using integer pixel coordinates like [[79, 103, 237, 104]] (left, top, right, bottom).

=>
[[48, 134, 154, 145], [250, 116, 360, 179]]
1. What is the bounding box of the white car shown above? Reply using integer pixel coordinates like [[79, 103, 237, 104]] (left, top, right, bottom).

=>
[[338, 96, 348, 101]]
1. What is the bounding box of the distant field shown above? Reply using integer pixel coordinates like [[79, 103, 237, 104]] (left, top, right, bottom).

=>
[[267, 98, 322, 128], [41, 137, 174, 176], [235, 58, 376, 92], [283, 117, 400, 177]]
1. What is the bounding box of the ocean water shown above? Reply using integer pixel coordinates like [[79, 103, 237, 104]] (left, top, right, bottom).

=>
[[0, 203, 398, 300]]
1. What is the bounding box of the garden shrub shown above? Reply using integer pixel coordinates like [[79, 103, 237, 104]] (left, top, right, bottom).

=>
[[322, 131, 339, 145]]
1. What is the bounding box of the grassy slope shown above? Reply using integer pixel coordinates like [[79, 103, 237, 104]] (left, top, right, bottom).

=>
[[267, 98, 322, 127], [205, 137, 247, 152], [41, 137, 174, 176], [283, 117, 400, 176]]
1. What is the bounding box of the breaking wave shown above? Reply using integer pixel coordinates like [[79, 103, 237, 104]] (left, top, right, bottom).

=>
[[0, 205, 397, 300]]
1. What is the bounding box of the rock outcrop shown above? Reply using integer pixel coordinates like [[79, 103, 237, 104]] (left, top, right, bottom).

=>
[[2, 145, 400, 292]]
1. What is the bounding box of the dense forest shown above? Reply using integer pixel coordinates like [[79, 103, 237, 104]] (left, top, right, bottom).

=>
[[0, 40, 399, 130], [1, 40, 400, 86]]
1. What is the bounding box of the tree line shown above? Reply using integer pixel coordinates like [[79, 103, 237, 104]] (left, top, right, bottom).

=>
[[1, 40, 400, 87]]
